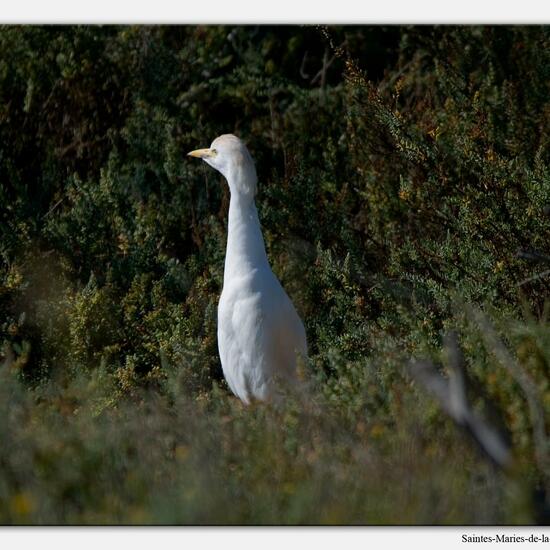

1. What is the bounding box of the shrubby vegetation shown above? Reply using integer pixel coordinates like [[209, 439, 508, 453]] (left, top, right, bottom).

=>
[[0, 25, 549, 524]]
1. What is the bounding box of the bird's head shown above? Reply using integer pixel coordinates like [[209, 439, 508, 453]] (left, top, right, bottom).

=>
[[188, 134, 257, 197]]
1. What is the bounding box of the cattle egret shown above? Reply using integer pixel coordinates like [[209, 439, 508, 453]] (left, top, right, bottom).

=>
[[188, 134, 307, 403]]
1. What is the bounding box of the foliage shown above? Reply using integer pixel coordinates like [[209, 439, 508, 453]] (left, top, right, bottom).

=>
[[0, 25, 548, 524]]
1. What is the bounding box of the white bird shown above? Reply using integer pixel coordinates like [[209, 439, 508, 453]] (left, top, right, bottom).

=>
[[188, 134, 307, 404]]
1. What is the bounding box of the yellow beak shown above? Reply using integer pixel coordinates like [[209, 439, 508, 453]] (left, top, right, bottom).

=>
[[187, 148, 215, 159]]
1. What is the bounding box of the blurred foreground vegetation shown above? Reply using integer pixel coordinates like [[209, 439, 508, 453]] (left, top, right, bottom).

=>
[[0, 25, 549, 524]]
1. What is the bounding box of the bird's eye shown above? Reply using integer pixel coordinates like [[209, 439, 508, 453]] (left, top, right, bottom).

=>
[[211, 149, 218, 156]]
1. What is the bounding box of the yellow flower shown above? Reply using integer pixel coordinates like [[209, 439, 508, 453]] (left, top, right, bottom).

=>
[[175, 445, 190, 461], [10, 492, 35, 518], [370, 424, 385, 438]]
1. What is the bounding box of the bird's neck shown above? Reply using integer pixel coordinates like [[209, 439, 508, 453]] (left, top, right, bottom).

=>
[[224, 191, 270, 281]]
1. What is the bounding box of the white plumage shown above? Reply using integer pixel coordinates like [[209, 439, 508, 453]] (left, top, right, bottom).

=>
[[188, 134, 307, 403]]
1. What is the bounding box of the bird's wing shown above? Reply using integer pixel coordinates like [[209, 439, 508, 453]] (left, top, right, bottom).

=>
[[218, 272, 307, 402], [217, 291, 254, 403], [269, 292, 308, 373]]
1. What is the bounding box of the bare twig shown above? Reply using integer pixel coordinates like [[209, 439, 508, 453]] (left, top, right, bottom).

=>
[[444, 331, 469, 422], [410, 331, 512, 469], [516, 248, 550, 264], [378, 56, 421, 94], [518, 269, 550, 287], [1, 344, 14, 370], [55, 135, 107, 158], [43, 197, 65, 219], [311, 47, 329, 86], [310, 41, 346, 87], [467, 306, 550, 483], [299, 50, 310, 79]]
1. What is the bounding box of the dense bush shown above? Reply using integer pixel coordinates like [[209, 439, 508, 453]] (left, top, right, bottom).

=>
[[0, 25, 548, 524]]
